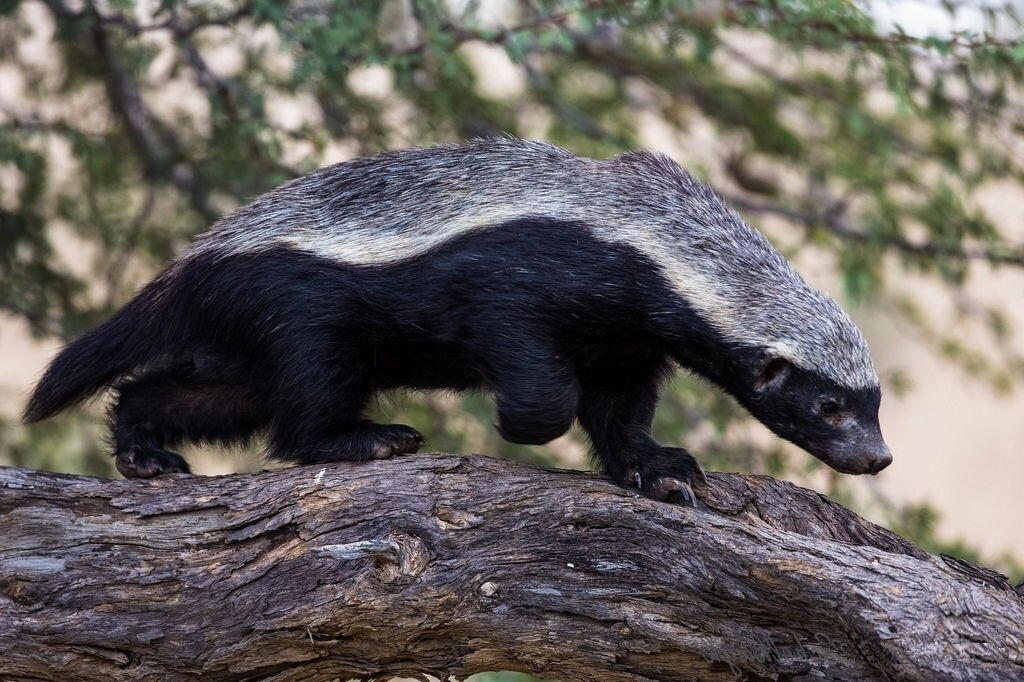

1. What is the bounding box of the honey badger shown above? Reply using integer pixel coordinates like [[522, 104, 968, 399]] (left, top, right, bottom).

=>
[[24, 138, 892, 503]]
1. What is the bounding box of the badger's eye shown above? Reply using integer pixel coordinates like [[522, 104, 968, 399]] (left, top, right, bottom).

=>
[[820, 400, 840, 416]]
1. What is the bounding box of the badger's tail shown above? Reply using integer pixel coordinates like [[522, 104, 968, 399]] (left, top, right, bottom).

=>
[[22, 274, 181, 424]]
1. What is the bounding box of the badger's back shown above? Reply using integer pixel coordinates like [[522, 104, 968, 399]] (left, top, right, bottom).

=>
[[187, 138, 875, 390], [192, 139, 751, 264]]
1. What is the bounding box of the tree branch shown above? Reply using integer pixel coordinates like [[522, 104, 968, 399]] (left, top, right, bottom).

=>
[[1, 455, 1021, 680], [84, 10, 218, 222]]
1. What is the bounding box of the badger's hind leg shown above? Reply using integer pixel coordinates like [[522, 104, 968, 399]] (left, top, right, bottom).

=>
[[265, 340, 423, 465], [577, 357, 706, 506], [110, 358, 269, 478]]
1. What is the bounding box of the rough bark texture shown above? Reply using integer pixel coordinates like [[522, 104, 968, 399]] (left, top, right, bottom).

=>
[[1, 454, 1022, 681]]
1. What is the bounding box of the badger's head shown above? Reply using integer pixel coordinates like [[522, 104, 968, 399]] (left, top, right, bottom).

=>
[[733, 355, 891, 476], [715, 290, 892, 475], [608, 148, 892, 474]]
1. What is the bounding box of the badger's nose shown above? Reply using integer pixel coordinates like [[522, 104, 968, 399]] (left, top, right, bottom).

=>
[[866, 445, 893, 475]]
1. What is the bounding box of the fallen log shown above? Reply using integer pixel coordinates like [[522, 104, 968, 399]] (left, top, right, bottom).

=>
[[1, 454, 1021, 681]]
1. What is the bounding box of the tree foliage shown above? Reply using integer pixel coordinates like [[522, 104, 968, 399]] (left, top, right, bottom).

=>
[[1, 0, 1022, 574]]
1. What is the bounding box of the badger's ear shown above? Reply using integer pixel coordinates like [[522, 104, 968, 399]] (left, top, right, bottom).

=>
[[754, 357, 791, 393]]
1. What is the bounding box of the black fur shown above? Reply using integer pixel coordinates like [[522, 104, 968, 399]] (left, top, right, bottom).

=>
[[26, 218, 889, 497]]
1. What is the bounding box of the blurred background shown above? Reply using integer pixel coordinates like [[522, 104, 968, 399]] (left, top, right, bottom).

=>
[[1, 0, 1022, 601]]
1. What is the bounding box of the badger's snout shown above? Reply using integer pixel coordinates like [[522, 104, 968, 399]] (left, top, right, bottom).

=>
[[864, 446, 893, 474], [820, 440, 892, 475]]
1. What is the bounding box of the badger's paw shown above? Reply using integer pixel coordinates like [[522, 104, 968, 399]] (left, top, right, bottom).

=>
[[363, 423, 425, 460], [299, 423, 425, 463], [624, 447, 706, 507], [116, 447, 191, 479]]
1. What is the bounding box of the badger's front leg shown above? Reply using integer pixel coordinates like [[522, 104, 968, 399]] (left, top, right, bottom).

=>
[[577, 357, 706, 505]]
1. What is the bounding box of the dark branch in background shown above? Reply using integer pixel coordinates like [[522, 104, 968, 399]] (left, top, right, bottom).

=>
[[720, 0, 1023, 50], [1, 455, 1022, 681], [0, 109, 93, 138], [35, 0, 218, 222], [371, 0, 1024, 57], [181, 41, 238, 109], [88, 9, 169, 177], [88, 13, 218, 222], [720, 37, 1024, 177], [177, 38, 307, 181], [520, 56, 628, 144], [351, 0, 629, 59], [783, 18, 1023, 50], [724, 193, 1024, 266]]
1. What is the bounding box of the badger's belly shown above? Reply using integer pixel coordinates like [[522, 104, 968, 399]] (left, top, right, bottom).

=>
[[368, 337, 483, 391]]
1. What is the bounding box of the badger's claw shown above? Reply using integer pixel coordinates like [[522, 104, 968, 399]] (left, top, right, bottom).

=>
[[618, 447, 705, 506], [649, 477, 698, 506]]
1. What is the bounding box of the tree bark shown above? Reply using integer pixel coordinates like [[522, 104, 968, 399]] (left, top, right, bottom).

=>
[[1, 455, 1021, 681]]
